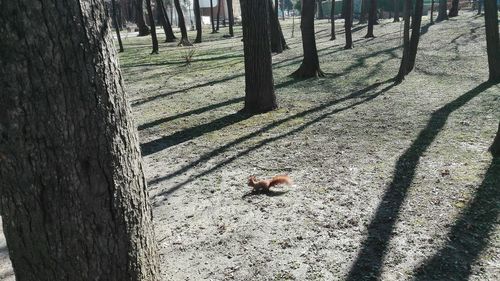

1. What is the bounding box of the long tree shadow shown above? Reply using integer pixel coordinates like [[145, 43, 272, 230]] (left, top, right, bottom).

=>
[[141, 111, 252, 156], [345, 82, 494, 281], [413, 157, 499, 281], [150, 79, 396, 199]]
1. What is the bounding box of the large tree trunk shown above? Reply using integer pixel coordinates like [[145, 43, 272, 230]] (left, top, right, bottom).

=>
[[331, 0, 336, 40], [359, 0, 368, 23], [344, 0, 353, 49], [365, 0, 377, 37], [135, 0, 151, 35], [210, 0, 217, 32], [0, 0, 160, 280], [228, 0, 235, 36], [292, 0, 325, 78], [436, 0, 448, 21], [112, 0, 125, 52], [145, 0, 159, 53], [484, 0, 500, 81], [194, 0, 203, 43], [396, 0, 411, 82], [269, 0, 289, 53], [174, 0, 193, 45], [240, 0, 277, 113], [490, 122, 500, 157], [393, 0, 400, 22], [158, 0, 177, 42], [406, 0, 424, 73], [448, 0, 459, 17]]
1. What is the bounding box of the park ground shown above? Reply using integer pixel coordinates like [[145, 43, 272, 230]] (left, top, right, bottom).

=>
[[1, 11, 499, 281]]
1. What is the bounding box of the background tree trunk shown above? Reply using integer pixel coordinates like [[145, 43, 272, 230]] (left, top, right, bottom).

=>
[[194, 0, 203, 43], [331, 0, 336, 40], [396, 0, 411, 82], [490, 122, 500, 157], [292, 0, 325, 78], [269, 0, 289, 53], [430, 0, 435, 24], [406, 0, 424, 73], [317, 0, 325, 19], [448, 0, 459, 17], [210, 0, 216, 32], [393, 0, 400, 22], [0, 0, 160, 280], [478, 0, 483, 14], [145, 0, 159, 53], [158, 0, 177, 42], [240, 0, 277, 113], [360, 0, 368, 23], [365, 0, 377, 37], [436, 0, 448, 21], [217, 0, 222, 30], [484, 0, 500, 81], [112, 0, 125, 52], [135, 0, 151, 35], [227, 0, 235, 36], [174, 0, 193, 45], [344, 0, 353, 49]]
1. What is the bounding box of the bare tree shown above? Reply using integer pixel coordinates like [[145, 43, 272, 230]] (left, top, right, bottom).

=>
[[484, 0, 500, 81], [194, 0, 203, 43], [448, 0, 459, 17], [174, 0, 193, 45], [240, 0, 277, 112], [145, 0, 159, 53], [365, 0, 377, 38], [344, 0, 353, 49], [158, 0, 177, 42], [436, 0, 448, 21], [0, 0, 160, 280], [330, 0, 336, 40], [112, 0, 125, 52], [135, 0, 151, 35]]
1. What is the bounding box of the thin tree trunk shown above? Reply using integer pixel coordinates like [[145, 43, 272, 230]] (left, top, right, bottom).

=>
[[490, 122, 500, 157], [227, 0, 235, 36], [210, 0, 216, 32], [240, 0, 277, 113], [396, 0, 411, 82], [331, 0, 336, 40], [365, 0, 377, 37], [484, 0, 500, 81], [269, 0, 289, 53], [112, 0, 125, 52], [216, 0, 222, 30], [394, 0, 400, 22], [430, 0, 435, 24], [281, 0, 285, 20], [275, 0, 279, 17], [359, 0, 368, 23], [344, 0, 353, 49], [158, 0, 177, 42], [436, 0, 448, 21], [478, 0, 483, 14], [135, 0, 151, 35], [406, 0, 424, 73], [0, 0, 160, 280], [448, 0, 459, 17], [174, 0, 193, 45], [194, 0, 202, 43], [145, 0, 159, 53], [292, 0, 325, 78]]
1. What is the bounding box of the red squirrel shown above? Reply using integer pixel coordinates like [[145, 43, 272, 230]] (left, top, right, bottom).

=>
[[247, 175, 292, 192]]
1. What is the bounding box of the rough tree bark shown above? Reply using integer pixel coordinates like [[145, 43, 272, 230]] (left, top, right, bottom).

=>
[[292, 0, 325, 78], [393, 0, 400, 22], [210, 0, 216, 33], [365, 0, 377, 37], [344, 0, 353, 49], [158, 0, 177, 42], [406, 0, 424, 73], [448, 0, 459, 17], [484, 0, 500, 81], [396, 0, 411, 82], [269, 0, 289, 53], [330, 0, 336, 40], [436, 0, 448, 21], [135, 0, 151, 35], [112, 0, 125, 52], [228, 0, 235, 36], [490, 122, 500, 157], [174, 0, 193, 45], [194, 0, 203, 43], [145, 0, 159, 53], [0, 0, 160, 280], [240, 0, 277, 113]]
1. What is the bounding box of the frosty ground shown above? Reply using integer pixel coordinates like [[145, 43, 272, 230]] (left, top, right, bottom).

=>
[[1, 11, 499, 281]]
